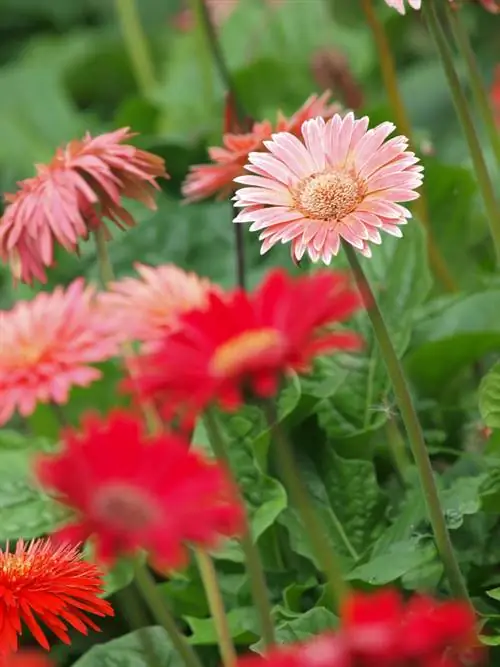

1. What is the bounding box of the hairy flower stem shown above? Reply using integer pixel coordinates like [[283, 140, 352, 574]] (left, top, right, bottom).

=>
[[133, 561, 204, 667], [204, 410, 276, 647], [343, 243, 471, 603], [425, 0, 500, 266], [445, 3, 500, 170], [191, 0, 247, 289], [264, 403, 347, 609], [114, 0, 156, 95], [359, 0, 457, 293], [195, 550, 237, 667]]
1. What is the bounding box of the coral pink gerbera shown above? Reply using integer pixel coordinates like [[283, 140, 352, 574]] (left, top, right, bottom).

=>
[[97, 263, 217, 351], [233, 114, 423, 264], [0, 539, 113, 654], [0, 279, 119, 425], [36, 412, 244, 567], [0, 128, 167, 284], [132, 268, 361, 423], [182, 92, 340, 202]]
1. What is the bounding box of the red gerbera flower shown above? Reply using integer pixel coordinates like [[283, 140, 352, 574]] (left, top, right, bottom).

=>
[[132, 268, 361, 423], [0, 652, 53, 667], [0, 539, 113, 654], [0, 128, 167, 284], [36, 412, 244, 567]]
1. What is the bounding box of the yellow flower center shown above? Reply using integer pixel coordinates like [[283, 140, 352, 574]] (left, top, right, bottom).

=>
[[293, 170, 364, 222], [93, 484, 159, 531], [210, 328, 285, 378]]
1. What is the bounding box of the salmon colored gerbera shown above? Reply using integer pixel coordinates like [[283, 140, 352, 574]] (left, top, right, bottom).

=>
[[0, 128, 167, 284], [0, 279, 119, 425], [182, 92, 341, 202], [0, 539, 113, 654], [132, 268, 361, 423], [36, 412, 243, 566], [97, 263, 217, 350], [233, 114, 423, 263]]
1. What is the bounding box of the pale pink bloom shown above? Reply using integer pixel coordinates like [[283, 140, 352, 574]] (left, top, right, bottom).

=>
[[97, 263, 217, 351], [384, 0, 421, 12], [233, 113, 423, 264], [182, 92, 341, 202], [0, 280, 120, 425], [0, 128, 167, 285]]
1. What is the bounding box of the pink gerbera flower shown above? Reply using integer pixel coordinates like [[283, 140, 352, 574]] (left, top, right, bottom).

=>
[[384, 0, 421, 12], [97, 263, 217, 350], [233, 113, 423, 263], [0, 128, 167, 284], [182, 92, 341, 202], [0, 280, 119, 424]]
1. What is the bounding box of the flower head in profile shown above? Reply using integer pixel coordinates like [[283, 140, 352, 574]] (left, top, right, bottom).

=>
[[233, 113, 423, 264], [0, 128, 167, 284], [36, 412, 244, 567], [97, 263, 217, 351], [132, 268, 361, 423], [0, 279, 119, 425], [182, 92, 340, 202], [0, 539, 113, 654]]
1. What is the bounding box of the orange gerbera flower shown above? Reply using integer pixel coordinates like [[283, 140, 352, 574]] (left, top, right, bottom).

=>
[[0, 540, 113, 654]]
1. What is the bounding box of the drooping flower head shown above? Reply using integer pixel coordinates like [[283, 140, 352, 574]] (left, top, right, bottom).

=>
[[0, 539, 113, 654], [0, 128, 167, 284], [233, 114, 423, 264], [132, 268, 361, 423], [0, 279, 119, 425], [97, 263, 217, 351], [182, 92, 341, 202], [36, 412, 244, 567]]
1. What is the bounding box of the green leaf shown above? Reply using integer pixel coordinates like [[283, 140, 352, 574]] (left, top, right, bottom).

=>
[[251, 608, 337, 653], [407, 292, 500, 394], [0, 430, 69, 540], [72, 627, 183, 667], [185, 607, 259, 645], [303, 223, 431, 440], [480, 362, 500, 430], [279, 444, 387, 570]]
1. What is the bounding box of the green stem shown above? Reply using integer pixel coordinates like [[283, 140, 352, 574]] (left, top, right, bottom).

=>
[[114, 0, 156, 96], [195, 550, 237, 667], [133, 560, 204, 667], [425, 0, 500, 266], [385, 415, 411, 485], [189, 0, 216, 108], [343, 243, 470, 603], [203, 410, 276, 647], [359, 0, 458, 294], [264, 403, 348, 610], [119, 586, 162, 667], [446, 3, 500, 170]]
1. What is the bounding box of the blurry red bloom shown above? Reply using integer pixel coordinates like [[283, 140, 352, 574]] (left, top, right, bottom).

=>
[[182, 92, 341, 202], [491, 65, 500, 128], [0, 128, 167, 284], [238, 634, 347, 667], [0, 279, 119, 425], [0, 539, 113, 654], [0, 651, 53, 667], [36, 412, 244, 567], [132, 269, 361, 423]]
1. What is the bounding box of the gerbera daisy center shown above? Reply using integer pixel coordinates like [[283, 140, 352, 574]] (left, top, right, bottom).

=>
[[210, 328, 285, 378], [93, 484, 160, 530], [293, 170, 364, 222]]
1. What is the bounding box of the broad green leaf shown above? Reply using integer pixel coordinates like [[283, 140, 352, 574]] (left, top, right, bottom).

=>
[[480, 362, 500, 430], [279, 444, 387, 570], [72, 627, 183, 667], [251, 608, 337, 653], [303, 223, 431, 439], [0, 430, 69, 539], [407, 292, 500, 394], [185, 607, 259, 645]]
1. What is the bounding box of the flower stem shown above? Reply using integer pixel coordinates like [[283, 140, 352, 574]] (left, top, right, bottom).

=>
[[133, 560, 204, 667], [203, 410, 275, 647], [195, 550, 237, 667], [359, 0, 457, 293], [114, 0, 156, 96], [385, 415, 411, 486], [445, 2, 500, 170], [119, 586, 162, 667], [264, 403, 348, 610], [343, 242, 470, 603], [425, 0, 500, 266]]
